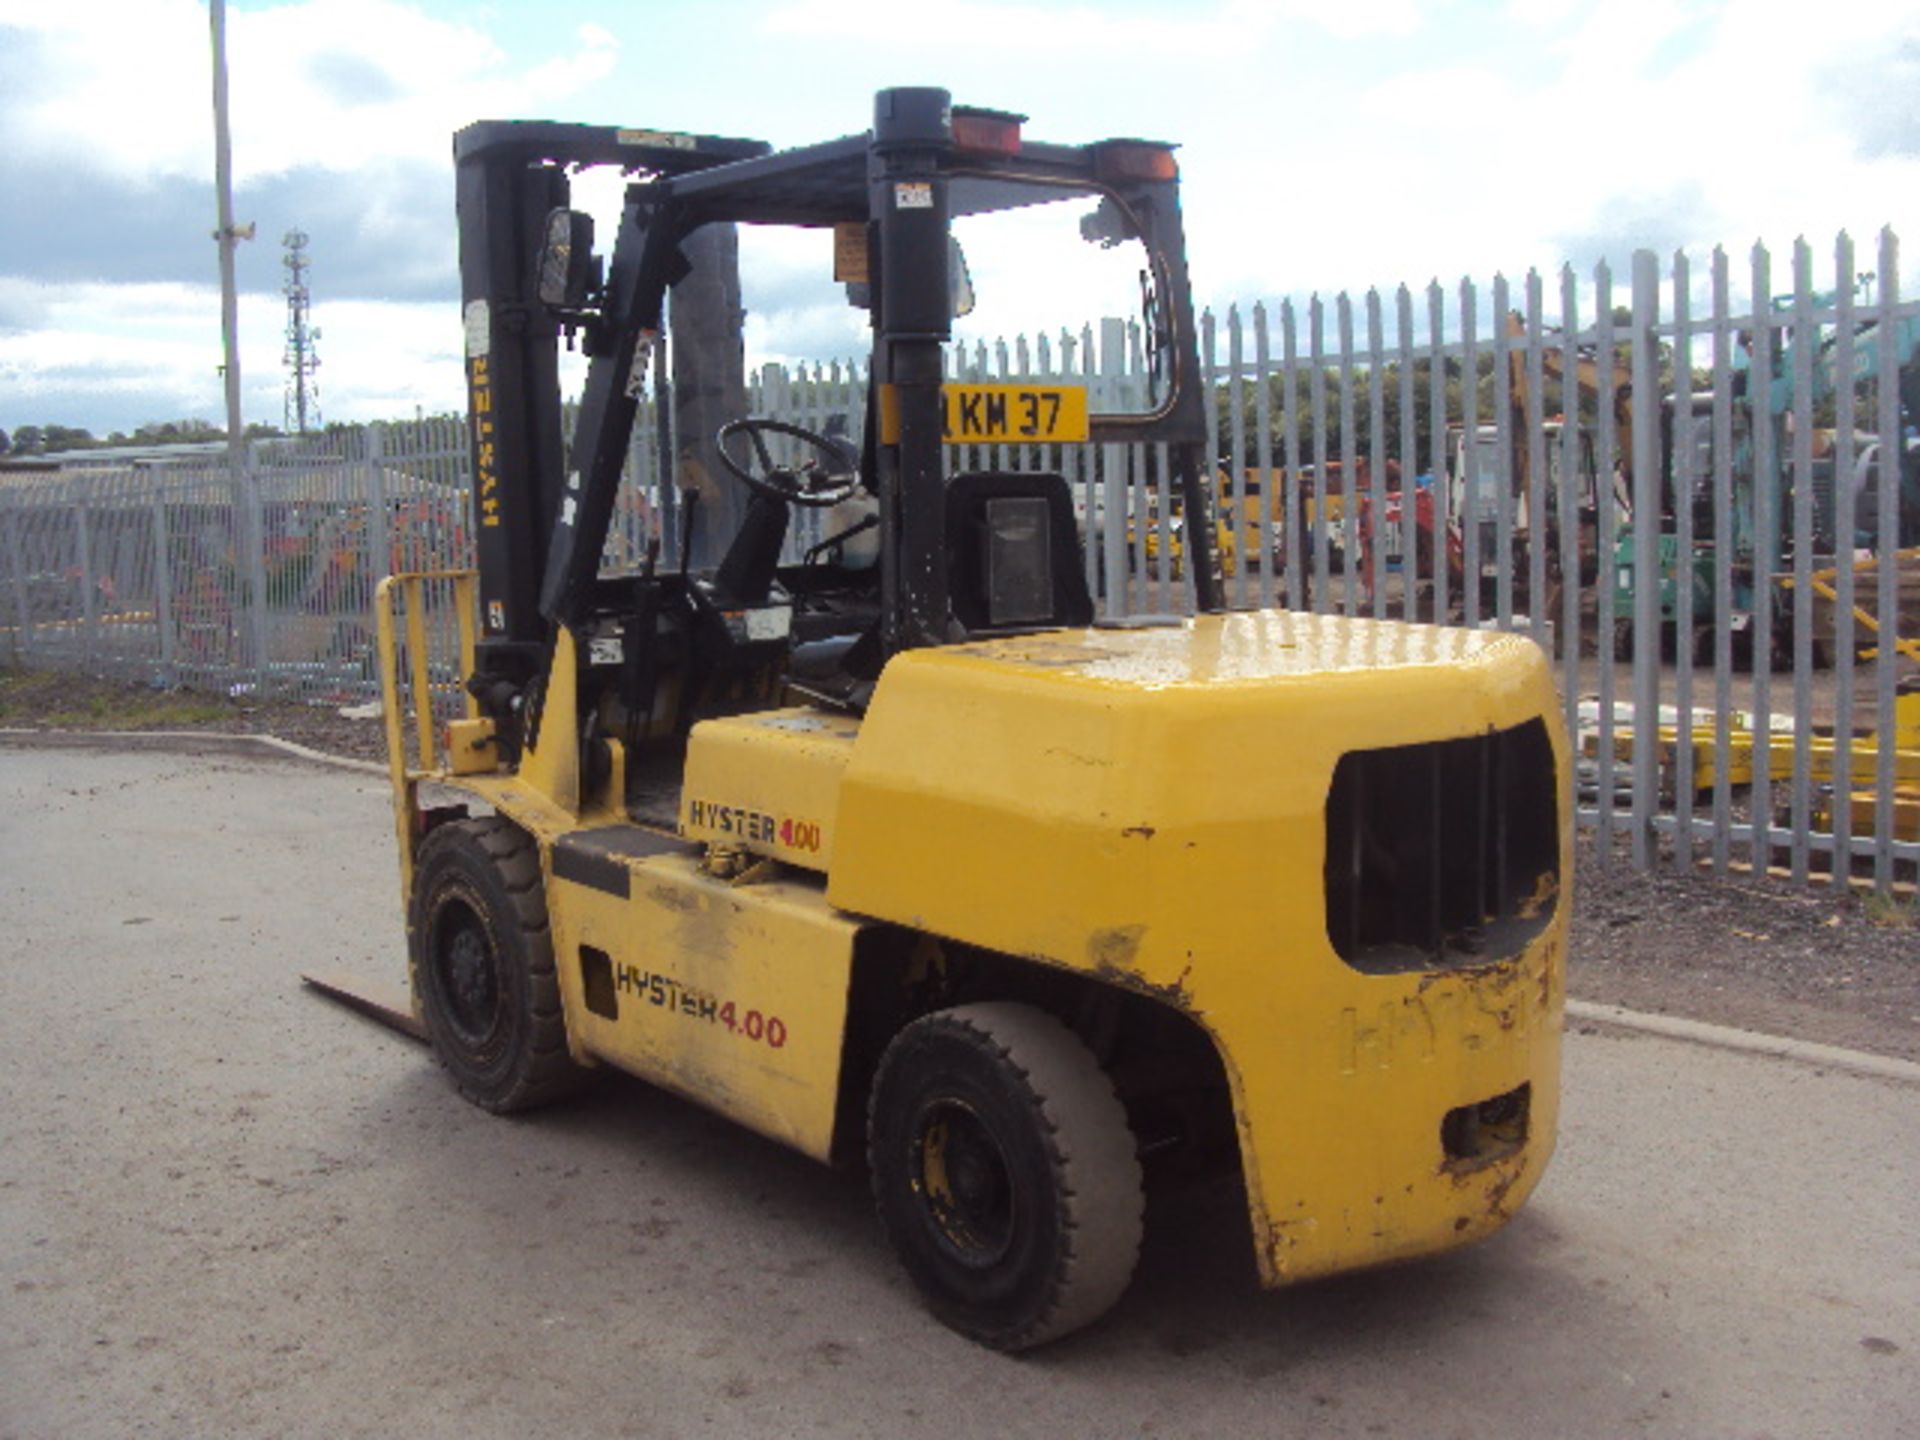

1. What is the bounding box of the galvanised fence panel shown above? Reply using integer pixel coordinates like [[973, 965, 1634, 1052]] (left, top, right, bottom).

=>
[[3, 230, 1915, 891]]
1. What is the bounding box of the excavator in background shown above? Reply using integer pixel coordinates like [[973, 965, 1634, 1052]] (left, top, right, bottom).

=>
[[307, 88, 1571, 1351], [1354, 313, 1622, 623], [1360, 301, 1914, 663], [1612, 298, 1920, 666]]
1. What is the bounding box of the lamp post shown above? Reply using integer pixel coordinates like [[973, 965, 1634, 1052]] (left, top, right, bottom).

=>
[[210, 0, 251, 466], [209, 0, 265, 689]]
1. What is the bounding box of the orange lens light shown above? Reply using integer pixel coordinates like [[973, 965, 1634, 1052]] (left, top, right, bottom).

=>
[[952, 109, 1023, 156], [1095, 142, 1178, 182]]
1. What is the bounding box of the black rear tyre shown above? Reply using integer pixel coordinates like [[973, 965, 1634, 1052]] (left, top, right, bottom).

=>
[[867, 1002, 1143, 1351], [408, 817, 586, 1113]]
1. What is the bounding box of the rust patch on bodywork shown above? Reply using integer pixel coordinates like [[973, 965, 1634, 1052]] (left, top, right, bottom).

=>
[[1082, 925, 1197, 1009], [646, 884, 701, 913], [1465, 1161, 1524, 1223], [1087, 924, 1146, 969], [1515, 870, 1558, 921]]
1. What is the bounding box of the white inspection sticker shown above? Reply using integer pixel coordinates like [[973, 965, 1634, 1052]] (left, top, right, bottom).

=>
[[894, 181, 933, 210], [463, 300, 490, 359], [618, 128, 696, 150], [745, 605, 793, 642]]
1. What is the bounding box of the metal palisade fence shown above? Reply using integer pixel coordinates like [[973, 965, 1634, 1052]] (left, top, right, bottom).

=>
[[2, 230, 1915, 892]]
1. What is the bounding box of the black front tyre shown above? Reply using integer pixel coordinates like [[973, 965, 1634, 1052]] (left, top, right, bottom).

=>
[[867, 1002, 1143, 1351], [408, 817, 587, 1113]]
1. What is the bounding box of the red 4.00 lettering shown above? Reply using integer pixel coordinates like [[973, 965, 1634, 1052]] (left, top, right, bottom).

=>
[[717, 1000, 788, 1049], [778, 818, 822, 852]]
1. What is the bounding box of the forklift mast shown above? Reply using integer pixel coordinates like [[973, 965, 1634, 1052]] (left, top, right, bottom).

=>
[[452, 121, 769, 687]]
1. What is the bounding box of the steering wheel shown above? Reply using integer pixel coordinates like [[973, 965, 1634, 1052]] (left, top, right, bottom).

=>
[[715, 419, 861, 510]]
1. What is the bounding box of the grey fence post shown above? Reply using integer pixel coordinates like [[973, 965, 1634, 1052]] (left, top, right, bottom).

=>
[[150, 467, 176, 685], [1280, 299, 1303, 613], [1491, 272, 1513, 630], [1629, 251, 1662, 870], [1524, 270, 1548, 652], [1669, 249, 1696, 877], [1099, 316, 1128, 619], [1336, 293, 1357, 618], [1593, 264, 1618, 861], [1423, 284, 1446, 625], [1458, 280, 1480, 628], [1227, 305, 1248, 610], [1395, 286, 1417, 624], [1364, 289, 1387, 622], [1829, 234, 1858, 887], [75, 488, 98, 663], [1871, 229, 1902, 891], [3, 499, 31, 658], [368, 422, 391, 587], [1252, 302, 1275, 610], [245, 440, 270, 695]]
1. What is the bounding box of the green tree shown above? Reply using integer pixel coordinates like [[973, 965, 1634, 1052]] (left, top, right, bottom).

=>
[[130, 419, 226, 446], [41, 424, 97, 452], [1217, 355, 1477, 476]]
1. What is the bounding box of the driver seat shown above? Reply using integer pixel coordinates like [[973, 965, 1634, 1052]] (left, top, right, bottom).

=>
[[711, 491, 791, 606]]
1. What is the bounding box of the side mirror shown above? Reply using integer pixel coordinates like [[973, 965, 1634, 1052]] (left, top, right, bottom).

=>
[[536, 208, 597, 311], [949, 236, 975, 319], [1141, 265, 1168, 404], [1079, 196, 1138, 249]]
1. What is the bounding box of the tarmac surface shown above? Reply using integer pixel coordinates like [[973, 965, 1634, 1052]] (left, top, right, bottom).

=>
[[2, 749, 1915, 1439]]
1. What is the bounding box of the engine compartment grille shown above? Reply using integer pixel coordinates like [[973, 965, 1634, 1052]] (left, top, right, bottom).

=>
[[1324, 717, 1559, 974]]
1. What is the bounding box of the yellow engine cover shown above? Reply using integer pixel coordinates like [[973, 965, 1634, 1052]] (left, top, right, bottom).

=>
[[679, 707, 859, 872]]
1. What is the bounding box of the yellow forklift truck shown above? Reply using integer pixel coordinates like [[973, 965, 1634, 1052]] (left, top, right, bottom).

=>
[[323, 89, 1571, 1350]]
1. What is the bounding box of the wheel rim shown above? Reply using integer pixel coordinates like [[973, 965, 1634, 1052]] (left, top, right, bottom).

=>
[[911, 1098, 1015, 1268], [433, 899, 501, 1049]]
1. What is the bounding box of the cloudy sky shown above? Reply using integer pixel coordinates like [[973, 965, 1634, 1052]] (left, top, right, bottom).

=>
[[1, 0, 1916, 438]]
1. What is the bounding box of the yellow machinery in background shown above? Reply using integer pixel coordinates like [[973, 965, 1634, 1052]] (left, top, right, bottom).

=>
[[321, 90, 1571, 1351], [1587, 548, 1920, 858]]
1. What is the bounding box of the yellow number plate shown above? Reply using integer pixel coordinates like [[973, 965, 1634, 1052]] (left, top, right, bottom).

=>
[[878, 384, 1090, 445]]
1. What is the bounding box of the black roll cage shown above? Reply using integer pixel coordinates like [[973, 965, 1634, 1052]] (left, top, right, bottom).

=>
[[454, 87, 1222, 681]]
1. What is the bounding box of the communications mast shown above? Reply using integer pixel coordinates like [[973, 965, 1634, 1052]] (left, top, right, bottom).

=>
[[282, 229, 321, 433]]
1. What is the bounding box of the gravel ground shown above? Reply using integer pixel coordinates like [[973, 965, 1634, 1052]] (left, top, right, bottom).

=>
[[5, 669, 1915, 1062], [1570, 837, 1919, 1061], [6, 748, 1914, 1438]]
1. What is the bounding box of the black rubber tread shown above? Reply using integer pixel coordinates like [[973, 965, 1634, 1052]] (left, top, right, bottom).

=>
[[408, 817, 588, 1113], [867, 1001, 1144, 1351]]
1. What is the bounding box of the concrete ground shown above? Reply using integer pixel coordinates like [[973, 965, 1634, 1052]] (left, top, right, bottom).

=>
[[1, 750, 1914, 1439]]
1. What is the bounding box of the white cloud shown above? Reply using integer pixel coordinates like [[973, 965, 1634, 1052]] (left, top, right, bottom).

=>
[[0, 281, 264, 427], [0, 1, 617, 183], [0, 278, 461, 433], [306, 297, 468, 420], [1185, 0, 1920, 309], [1502, 0, 1582, 25], [0, 1, 625, 431], [0, 276, 56, 336], [760, 0, 1429, 54], [5, 0, 1917, 433]]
